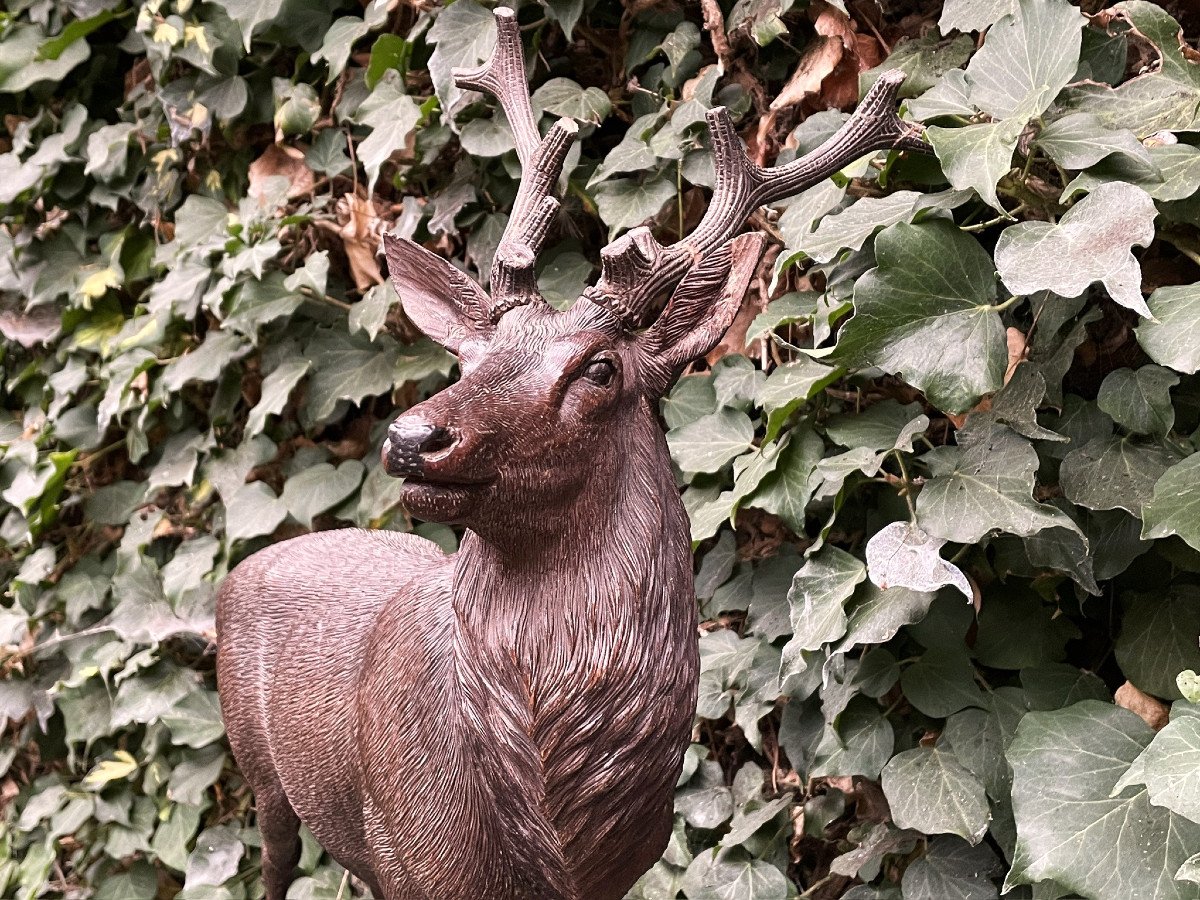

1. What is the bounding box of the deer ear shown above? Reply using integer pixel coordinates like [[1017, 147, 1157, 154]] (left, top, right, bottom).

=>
[[640, 232, 766, 395], [382, 233, 495, 353]]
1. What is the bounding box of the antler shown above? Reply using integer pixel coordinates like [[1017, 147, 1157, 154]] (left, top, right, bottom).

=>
[[584, 70, 929, 326], [453, 7, 578, 318]]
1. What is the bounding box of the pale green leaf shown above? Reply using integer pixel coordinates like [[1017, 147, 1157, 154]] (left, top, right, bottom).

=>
[[926, 120, 1021, 211], [209, 0, 287, 51], [799, 189, 970, 264], [246, 359, 310, 437], [866, 522, 972, 601], [532, 78, 611, 124], [1115, 715, 1200, 824], [901, 837, 1003, 900], [667, 409, 754, 474], [1138, 285, 1200, 375], [785, 545, 865, 653], [1059, 2, 1200, 135], [1096, 365, 1179, 437], [224, 482, 288, 543], [1142, 453, 1200, 551], [1034, 113, 1152, 170], [593, 176, 675, 235], [882, 746, 990, 843], [964, 0, 1084, 120], [1059, 435, 1177, 515], [995, 182, 1156, 317], [1006, 701, 1200, 899], [939, 0, 1016, 32], [917, 422, 1082, 544], [355, 77, 422, 192], [280, 460, 366, 528]]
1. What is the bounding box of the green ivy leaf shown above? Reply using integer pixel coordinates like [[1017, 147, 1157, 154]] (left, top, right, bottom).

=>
[[1142, 453, 1200, 551], [592, 175, 675, 235], [963, 0, 1084, 120], [532, 78, 612, 125], [1115, 714, 1200, 825], [901, 837, 1003, 900], [995, 181, 1157, 318], [1059, 435, 1177, 516], [304, 329, 401, 423], [676, 759, 734, 829], [667, 409, 755, 474], [838, 583, 937, 651], [246, 359, 310, 437], [901, 647, 987, 718], [209, 0, 288, 52], [939, 0, 1016, 32], [1006, 701, 1200, 899], [185, 825, 244, 888], [355, 76, 422, 192], [1061, 2, 1200, 135], [1096, 365, 1179, 437], [918, 422, 1081, 544], [1034, 112, 1152, 170], [829, 220, 1005, 414], [882, 746, 990, 843], [1138, 285, 1200, 374], [0, 23, 91, 93], [681, 848, 790, 900], [784, 545, 865, 653], [280, 460, 366, 528], [1115, 587, 1200, 700], [799, 189, 969, 264], [224, 482, 288, 543], [926, 120, 1022, 210]]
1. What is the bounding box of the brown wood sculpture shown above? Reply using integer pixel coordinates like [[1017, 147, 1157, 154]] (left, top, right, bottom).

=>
[[216, 10, 925, 900]]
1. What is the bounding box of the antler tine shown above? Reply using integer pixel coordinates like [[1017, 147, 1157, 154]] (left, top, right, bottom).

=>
[[453, 7, 541, 166], [586, 70, 928, 327], [453, 8, 579, 318]]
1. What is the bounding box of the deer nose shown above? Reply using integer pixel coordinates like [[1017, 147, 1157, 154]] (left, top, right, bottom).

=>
[[382, 418, 457, 476], [388, 419, 454, 454]]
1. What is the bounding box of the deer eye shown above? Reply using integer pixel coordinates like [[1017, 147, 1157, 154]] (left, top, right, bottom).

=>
[[581, 358, 616, 387]]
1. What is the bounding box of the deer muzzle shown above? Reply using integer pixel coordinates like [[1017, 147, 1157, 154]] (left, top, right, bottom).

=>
[[381, 418, 456, 478]]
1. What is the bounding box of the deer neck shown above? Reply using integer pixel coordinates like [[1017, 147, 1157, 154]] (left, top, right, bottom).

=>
[[449, 405, 692, 639]]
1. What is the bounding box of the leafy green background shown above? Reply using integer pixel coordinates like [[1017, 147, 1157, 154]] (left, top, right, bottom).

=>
[[3, 0, 1200, 897]]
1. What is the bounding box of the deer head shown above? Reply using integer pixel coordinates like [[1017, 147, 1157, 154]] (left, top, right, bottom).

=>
[[380, 8, 924, 535]]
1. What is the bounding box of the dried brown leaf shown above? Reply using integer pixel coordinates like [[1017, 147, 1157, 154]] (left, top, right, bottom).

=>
[[249, 144, 314, 203], [771, 36, 845, 112], [316, 194, 386, 292], [1115, 680, 1169, 730], [1005, 326, 1028, 382]]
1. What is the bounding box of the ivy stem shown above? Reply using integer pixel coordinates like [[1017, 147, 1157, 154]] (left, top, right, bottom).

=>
[[961, 203, 1024, 232], [299, 287, 353, 312], [989, 294, 1024, 313], [891, 448, 918, 523], [800, 874, 836, 897], [72, 440, 125, 471], [1161, 232, 1200, 267]]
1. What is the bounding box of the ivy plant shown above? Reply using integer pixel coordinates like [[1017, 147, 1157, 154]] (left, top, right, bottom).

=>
[[2, 0, 1200, 898]]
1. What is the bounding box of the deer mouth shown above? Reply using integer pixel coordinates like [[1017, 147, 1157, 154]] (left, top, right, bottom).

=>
[[400, 471, 493, 489]]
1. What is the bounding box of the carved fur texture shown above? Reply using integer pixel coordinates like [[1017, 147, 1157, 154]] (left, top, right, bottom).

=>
[[217, 362, 699, 899]]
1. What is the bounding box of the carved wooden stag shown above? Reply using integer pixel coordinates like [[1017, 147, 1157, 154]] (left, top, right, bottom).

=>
[[216, 10, 923, 900]]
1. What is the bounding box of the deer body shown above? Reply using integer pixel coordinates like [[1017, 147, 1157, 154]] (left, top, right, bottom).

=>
[[217, 9, 923, 898], [218, 398, 696, 900]]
